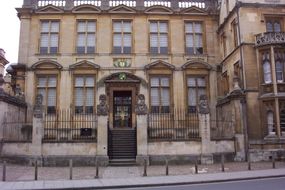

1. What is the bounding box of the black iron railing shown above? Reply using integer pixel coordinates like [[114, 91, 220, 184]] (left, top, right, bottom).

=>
[[148, 108, 200, 141], [43, 109, 97, 142]]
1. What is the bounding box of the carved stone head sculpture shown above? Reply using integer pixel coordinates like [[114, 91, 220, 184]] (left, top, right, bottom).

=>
[[135, 94, 148, 115], [34, 94, 44, 118], [198, 94, 210, 114], [97, 94, 109, 116]]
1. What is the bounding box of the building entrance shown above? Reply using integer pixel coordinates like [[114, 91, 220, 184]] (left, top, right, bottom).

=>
[[113, 91, 132, 128]]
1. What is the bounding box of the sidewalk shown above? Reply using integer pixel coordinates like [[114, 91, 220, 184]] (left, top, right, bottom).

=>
[[0, 162, 285, 190]]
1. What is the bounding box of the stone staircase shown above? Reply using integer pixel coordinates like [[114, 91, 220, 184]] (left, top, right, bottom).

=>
[[108, 129, 137, 166]]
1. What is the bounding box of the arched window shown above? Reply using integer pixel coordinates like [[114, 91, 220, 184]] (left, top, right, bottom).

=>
[[263, 52, 272, 84], [267, 111, 275, 135], [276, 60, 283, 83]]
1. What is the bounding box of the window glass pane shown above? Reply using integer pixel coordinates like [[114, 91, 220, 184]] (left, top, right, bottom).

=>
[[186, 34, 194, 47], [123, 34, 132, 47], [263, 61, 272, 83], [78, 22, 85, 32], [276, 61, 283, 82], [185, 23, 193, 33], [123, 22, 131, 33], [197, 78, 206, 87], [113, 22, 122, 32], [159, 22, 168, 33], [267, 111, 274, 134], [38, 77, 47, 87], [85, 77, 94, 87], [48, 77, 57, 87], [198, 88, 206, 100], [87, 34, 95, 46], [150, 77, 159, 86], [266, 21, 273, 32], [75, 77, 84, 86], [150, 34, 158, 47], [187, 78, 196, 87], [87, 21, 96, 32], [150, 22, 158, 32], [188, 88, 196, 106], [161, 77, 169, 86], [274, 21, 281, 32], [159, 34, 168, 47], [51, 21, 59, 32], [40, 34, 49, 47], [86, 88, 94, 106], [41, 21, 49, 32], [196, 34, 203, 47], [50, 34, 58, 47], [194, 22, 202, 33], [151, 88, 159, 106], [77, 34, 85, 46], [75, 88, 83, 106], [161, 88, 170, 106], [114, 34, 122, 46], [47, 89, 56, 106]]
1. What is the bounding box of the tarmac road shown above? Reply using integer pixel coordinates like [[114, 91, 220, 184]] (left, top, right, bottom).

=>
[[106, 177, 285, 190]]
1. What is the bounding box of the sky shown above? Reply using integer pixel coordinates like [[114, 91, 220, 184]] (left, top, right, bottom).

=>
[[0, 1, 23, 64]]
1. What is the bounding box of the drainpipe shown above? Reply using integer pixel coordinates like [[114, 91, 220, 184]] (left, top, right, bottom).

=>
[[236, 1, 249, 161]]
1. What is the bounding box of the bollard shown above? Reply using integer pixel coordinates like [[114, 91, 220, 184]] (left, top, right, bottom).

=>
[[248, 152, 251, 171], [165, 159, 169, 176], [195, 158, 198, 174], [221, 154, 225, 172], [69, 159, 73, 180], [143, 159, 147, 176], [2, 161, 6, 181], [95, 161, 99, 179], [272, 153, 276, 169], [34, 160, 38, 181]]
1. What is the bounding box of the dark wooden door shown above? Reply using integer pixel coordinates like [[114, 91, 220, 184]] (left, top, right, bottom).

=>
[[113, 91, 132, 128]]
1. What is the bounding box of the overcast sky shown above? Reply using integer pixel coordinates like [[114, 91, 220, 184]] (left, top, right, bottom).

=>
[[0, 1, 23, 64]]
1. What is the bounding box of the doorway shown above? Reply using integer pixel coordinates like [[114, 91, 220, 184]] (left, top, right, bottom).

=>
[[113, 91, 132, 128]]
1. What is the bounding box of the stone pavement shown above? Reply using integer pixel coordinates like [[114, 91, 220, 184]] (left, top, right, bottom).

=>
[[0, 161, 285, 190]]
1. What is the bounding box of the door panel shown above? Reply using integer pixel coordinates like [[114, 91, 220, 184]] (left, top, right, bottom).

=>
[[113, 91, 132, 128]]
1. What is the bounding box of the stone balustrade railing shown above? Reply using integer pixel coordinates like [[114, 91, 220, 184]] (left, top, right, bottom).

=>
[[255, 32, 285, 47], [23, 0, 216, 10]]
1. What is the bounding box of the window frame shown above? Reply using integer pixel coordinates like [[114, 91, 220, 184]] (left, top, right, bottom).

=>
[[231, 19, 239, 48], [76, 20, 97, 54], [112, 20, 133, 54], [36, 75, 58, 114], [73, 75, 96, 114], [261, 51, 272, 84], [184, 21, 204, 55], [149, 20, 169, 55], [39, 20, 60, 55], [274, 49, 285, 83], [149, 75, 172, 113], [265, 17, 282, 32], [186, 75, 208, 113]]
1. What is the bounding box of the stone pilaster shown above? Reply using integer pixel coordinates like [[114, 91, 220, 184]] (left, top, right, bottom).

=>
[[136, 115, 149, 165], [199, 113, 213, 164], [96, 115, 109, 166]]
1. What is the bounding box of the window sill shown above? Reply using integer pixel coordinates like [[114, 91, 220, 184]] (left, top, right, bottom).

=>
[[73, 53, 97, 56], [35, 53, 61, 56]]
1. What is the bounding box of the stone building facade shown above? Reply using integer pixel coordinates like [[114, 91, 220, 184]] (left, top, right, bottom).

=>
[[0, 0, 284, 165]]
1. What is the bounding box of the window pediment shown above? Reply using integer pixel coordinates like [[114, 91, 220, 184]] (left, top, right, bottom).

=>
[[35, 5, 64, 14], [181, 6, 207, 15], [145, 60, 175, 70], [144, 5, 173, 15], [72, 5, 101, 13], [31, 60, 62, 70], [182, 60, 212, 70], [69, 60, 100, 70], [108, 5, 137, 14]]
